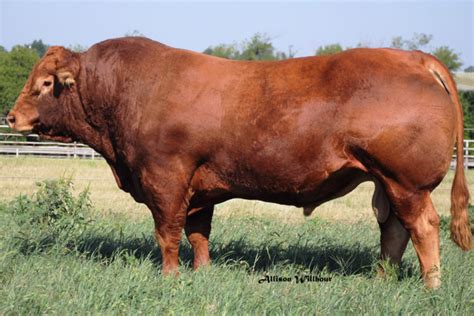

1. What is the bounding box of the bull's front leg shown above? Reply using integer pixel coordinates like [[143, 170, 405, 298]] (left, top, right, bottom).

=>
[[140, 163, 195, 276], [153, 209, 187, 276]]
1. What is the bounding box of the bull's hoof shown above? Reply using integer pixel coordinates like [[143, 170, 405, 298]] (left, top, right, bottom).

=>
[[161, 266, 180, 277], [424, 276, 441, 290], [423, 269, 441, 290], [193, 258, 211, 271], [375, 260, 399, 280]]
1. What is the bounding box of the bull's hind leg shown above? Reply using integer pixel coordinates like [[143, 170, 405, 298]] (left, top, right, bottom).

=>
[[379, 213, 410, 268], [185, 206, 215, 269], [372, 180, 410, 275], [407, 194, 441, 289], [389, 191, 441, 289]]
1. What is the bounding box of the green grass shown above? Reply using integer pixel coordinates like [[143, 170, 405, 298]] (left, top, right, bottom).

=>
[[0, 179, 473, 314]]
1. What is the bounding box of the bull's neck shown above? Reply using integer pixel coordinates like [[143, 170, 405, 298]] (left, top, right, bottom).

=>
[[75, 57, 135, 163], [69, 66, 115, 162]]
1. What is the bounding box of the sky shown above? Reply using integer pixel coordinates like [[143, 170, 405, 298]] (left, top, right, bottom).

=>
[[1, 0, 473, 67]]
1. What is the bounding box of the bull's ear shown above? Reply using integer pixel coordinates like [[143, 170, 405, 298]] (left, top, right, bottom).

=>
[[44, 46, 81, 90], [57, 71, 75, 88]]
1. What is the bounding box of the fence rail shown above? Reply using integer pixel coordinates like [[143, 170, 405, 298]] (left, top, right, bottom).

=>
[[0, 140, 100, 159], [454, 139, 474, 168], [0, 124, 100, 159], [1, 122, 474, 167]]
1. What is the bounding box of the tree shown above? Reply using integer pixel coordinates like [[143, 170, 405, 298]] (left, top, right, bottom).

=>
[[29, 39, 49, 58], [204, 33, 289, 61], [432, 46, 463, 72], [463, 66, 474, 73], [238, 33, 281, 60], [203, 43, 239, 59], [125, 30, 144, 37], [390, 33, 432, 50], [459, 91, 474, 139], [0, 46, 39, 115], [390, 33, 462, 73], [315, 43, 343, 56], [286, 45, 297, 59], [355, 41, 371, 48], [68, 44, 88, 53], [390, 36, 404, 49], [406, 33, 432, 50]]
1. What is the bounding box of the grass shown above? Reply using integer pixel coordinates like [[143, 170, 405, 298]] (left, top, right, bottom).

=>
[[0, 157, 473, 314]]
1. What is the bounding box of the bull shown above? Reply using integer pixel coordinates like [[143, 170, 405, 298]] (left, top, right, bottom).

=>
[[7, 37, 471, 288]]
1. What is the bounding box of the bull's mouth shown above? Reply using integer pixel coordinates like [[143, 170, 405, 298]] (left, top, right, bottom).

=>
[[12, 121, 72, 143], [10, 120, 40, 134], [33, 123, 74, 143]]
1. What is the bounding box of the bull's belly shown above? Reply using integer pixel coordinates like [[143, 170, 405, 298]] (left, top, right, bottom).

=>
[[235, 167, 370, 207], [189, 165, 370, 210]]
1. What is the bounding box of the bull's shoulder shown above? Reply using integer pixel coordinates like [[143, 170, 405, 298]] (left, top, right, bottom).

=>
[[85, 37, 172, 63]]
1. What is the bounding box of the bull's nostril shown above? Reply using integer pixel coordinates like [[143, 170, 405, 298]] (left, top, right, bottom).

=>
[[6, 115, 16, 126]]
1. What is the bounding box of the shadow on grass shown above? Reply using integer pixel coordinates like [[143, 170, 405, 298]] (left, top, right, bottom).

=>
[[64, 209, 468, 278], [67, 232, 416, 278]]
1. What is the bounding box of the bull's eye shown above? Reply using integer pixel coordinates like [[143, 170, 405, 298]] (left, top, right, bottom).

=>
[[43, 80, 52, 87]]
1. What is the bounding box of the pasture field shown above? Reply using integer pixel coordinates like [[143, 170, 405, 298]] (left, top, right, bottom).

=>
[[0, 157, 473, 314]]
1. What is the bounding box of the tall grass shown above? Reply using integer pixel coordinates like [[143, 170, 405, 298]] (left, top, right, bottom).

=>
[[0, 179, 473, 314]]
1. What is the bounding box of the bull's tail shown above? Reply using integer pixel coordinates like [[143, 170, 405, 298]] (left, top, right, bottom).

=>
[[426, 56, 472, 251]]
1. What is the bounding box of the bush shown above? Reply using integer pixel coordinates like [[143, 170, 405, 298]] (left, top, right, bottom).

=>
[[8, 178, 93, 252]]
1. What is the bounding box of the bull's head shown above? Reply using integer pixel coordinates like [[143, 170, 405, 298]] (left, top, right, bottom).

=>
[[7, 46, 81, 140]]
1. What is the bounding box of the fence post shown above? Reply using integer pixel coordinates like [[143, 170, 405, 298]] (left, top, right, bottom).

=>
[[465, 140, 469, 170], [16, 148, 19, 158], [73, 142, 77, 159], [92, 151, 95, 160]]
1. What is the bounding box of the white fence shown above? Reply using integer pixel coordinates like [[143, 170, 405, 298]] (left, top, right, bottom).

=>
[[0, 125, 100, 159], [455, 139, 474, 169], [0, 140, 100, 159], [1, 123, 474, 167]]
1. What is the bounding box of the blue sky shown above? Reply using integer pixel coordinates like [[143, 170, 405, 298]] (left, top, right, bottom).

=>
[[1, 0, 473, 66]]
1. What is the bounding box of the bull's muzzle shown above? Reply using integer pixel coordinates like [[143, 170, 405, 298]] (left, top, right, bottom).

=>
[[6, 110, 38, 133]]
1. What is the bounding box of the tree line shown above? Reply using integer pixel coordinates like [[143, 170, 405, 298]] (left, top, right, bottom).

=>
[[1, 34, 473, 131], [205, 32, 466, 72]]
